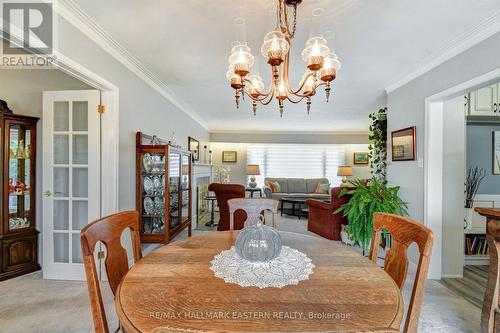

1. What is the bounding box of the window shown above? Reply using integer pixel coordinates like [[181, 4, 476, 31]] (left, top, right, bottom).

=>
[[247, 144, 346, 186]]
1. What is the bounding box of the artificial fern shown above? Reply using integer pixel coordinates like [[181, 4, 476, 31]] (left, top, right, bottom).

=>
[[335, 178, 408, 250]]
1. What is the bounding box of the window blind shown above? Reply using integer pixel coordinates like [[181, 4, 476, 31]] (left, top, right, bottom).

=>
[[247, 144, 346, 186]]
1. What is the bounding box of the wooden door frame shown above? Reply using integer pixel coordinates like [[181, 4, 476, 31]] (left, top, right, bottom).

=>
[[424, 67, 500, 279]]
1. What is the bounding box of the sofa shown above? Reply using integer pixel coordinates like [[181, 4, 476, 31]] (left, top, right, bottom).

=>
[[263, 177, 331, 201], [305, 187, 353, 240]]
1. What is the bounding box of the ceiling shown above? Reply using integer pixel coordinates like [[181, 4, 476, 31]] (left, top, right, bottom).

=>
[[73, 0, 500, 132]]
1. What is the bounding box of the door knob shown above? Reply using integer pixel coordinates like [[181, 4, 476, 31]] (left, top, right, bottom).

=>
[[43, 190, 52, 197]]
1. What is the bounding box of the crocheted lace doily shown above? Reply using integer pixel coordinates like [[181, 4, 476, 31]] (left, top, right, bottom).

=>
[[210, 246, 314, 289]]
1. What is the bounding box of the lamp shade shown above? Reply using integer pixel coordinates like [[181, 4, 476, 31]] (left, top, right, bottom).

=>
[[246, 164, 261, 175], [337, 166, 353, 176]]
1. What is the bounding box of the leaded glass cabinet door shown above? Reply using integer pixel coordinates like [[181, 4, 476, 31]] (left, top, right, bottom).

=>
[[180, 154, 190, 224], [42, 90, 100, 280], [168, 152, 180, 231], [4, 119, 36, 233]]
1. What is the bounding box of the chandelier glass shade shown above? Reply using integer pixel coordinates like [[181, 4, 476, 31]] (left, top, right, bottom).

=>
[[226, 0, 341, 117]]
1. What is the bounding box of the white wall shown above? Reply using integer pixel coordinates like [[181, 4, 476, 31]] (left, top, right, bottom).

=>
[[210, 143, 248, 185], [0, 68, 93, 264], [387, 32, 500, 278], [442, 96, 466, 277], [387, 32, 500, 224], [54, 15, 210, 211], [210, 131, 369, 144], [210, 142, 371, 188]]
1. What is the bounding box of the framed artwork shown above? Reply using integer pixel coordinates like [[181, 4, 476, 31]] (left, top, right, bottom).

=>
[[353, 152, 369, 164], [391, 126, 416, 161], [494, 131, 500, 174], [188, 137, 199, 162], [222, 151, 237, 163]]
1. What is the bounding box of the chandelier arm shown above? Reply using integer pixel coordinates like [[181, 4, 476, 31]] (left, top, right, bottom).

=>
[[242, 78, 273, 98], [243, 89, 273, 103], [260, 88, 276, 105], [282, 51, 314, 95], [285, 94, 306, 104]]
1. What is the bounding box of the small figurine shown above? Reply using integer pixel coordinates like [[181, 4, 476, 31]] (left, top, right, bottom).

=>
[[17, 139, 26, 159], [8, 178, 15, 194]]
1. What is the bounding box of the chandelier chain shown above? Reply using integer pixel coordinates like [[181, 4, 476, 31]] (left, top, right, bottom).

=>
[[277, 0, 297, 39]]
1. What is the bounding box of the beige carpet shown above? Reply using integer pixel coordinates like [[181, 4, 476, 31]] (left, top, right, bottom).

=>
[[0, 215, 481, 333]]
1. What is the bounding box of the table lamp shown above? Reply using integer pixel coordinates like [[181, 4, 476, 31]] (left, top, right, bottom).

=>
[[246, 165, 261, 188], [337, 166, 353, 186]]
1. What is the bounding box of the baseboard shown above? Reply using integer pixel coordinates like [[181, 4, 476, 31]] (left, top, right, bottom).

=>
[[442, 274, 463, 278]]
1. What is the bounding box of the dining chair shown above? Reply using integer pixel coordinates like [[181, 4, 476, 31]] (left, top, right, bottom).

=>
[[228, 198, 279, 230], [369, 212, 433, 333], [80, 210, 142, 333]]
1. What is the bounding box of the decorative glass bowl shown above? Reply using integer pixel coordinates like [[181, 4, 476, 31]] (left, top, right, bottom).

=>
[[235, 222, 282, 263]]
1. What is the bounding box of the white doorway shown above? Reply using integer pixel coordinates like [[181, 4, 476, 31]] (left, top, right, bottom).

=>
[[424, 68, 500, 279], [42, 90, 101, 280]]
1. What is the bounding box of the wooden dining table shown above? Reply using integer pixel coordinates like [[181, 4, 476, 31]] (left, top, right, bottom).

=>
[[116, 231, 403, 333]]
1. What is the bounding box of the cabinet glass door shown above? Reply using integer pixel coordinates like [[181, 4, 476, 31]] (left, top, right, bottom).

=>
[[8, 123, 32, 231], [140, 151, 165, 234], [168, 153, 180, 229], [180, 155, 190, 223]]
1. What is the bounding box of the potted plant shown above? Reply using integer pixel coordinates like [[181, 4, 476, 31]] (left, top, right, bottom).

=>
[[464, 166, 486, 230], [335, 178, 408, 250]]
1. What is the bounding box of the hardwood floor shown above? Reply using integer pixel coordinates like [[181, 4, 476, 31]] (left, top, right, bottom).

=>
[[441, 265, 488, 308]]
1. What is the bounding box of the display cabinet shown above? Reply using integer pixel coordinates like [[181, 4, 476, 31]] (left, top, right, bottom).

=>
[[136, 132, 192, 243], [0, 108, 40, 281]]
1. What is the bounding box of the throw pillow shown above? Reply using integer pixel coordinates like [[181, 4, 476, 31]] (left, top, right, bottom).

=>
[[271, 181, 281, 193], [267, 181, 276, 193], [315, 182, 330, 194]]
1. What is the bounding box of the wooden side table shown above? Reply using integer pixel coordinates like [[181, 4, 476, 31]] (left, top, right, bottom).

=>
[[475, 208, 500, 333]]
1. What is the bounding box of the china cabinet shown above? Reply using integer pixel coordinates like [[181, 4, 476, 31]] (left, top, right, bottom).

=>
[[136, 132, 192, 243], [0, 108, 40, 280]]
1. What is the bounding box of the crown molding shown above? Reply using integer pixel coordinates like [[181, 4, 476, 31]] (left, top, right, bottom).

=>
[[56, 0, 208, 130], [385, 10, 500, 94]]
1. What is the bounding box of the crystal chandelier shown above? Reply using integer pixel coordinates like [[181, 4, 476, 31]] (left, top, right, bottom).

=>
[[226, 0, 341, 117]]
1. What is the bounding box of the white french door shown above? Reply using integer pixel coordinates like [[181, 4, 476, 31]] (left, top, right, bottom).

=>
[[42, 90, 100, 280]]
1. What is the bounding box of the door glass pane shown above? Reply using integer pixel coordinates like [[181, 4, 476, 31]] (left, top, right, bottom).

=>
[[72, 135, 88, 164], [8, 124, 32, 230], [72, 233, 83, 263], [53, 200, 69, 230], [72, 200, 88, 230], [54, 233, 69, 263], [54, 134, 69, 164], [54, 102, 69, 131], [54, 167, 69, 197], [73, 168, 88, 197], [72, 101, 88, 131]]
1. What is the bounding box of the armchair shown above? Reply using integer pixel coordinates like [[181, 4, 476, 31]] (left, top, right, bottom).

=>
[[305, 187, 352, 240], [208, 183, 247, 231]]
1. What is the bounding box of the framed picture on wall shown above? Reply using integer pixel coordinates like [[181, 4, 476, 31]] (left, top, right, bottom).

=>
[[494, 131, 500, 174], [391, 126, 416, 161], [222, 151, 237, 163], [188, 137, 199, 162], [353, 152, 369, 165]]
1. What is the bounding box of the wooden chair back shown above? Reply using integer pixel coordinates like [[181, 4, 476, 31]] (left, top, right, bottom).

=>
[[369, 213, 433, 333], [228, 198, 279, 230], [80, 211, 142, 333]]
